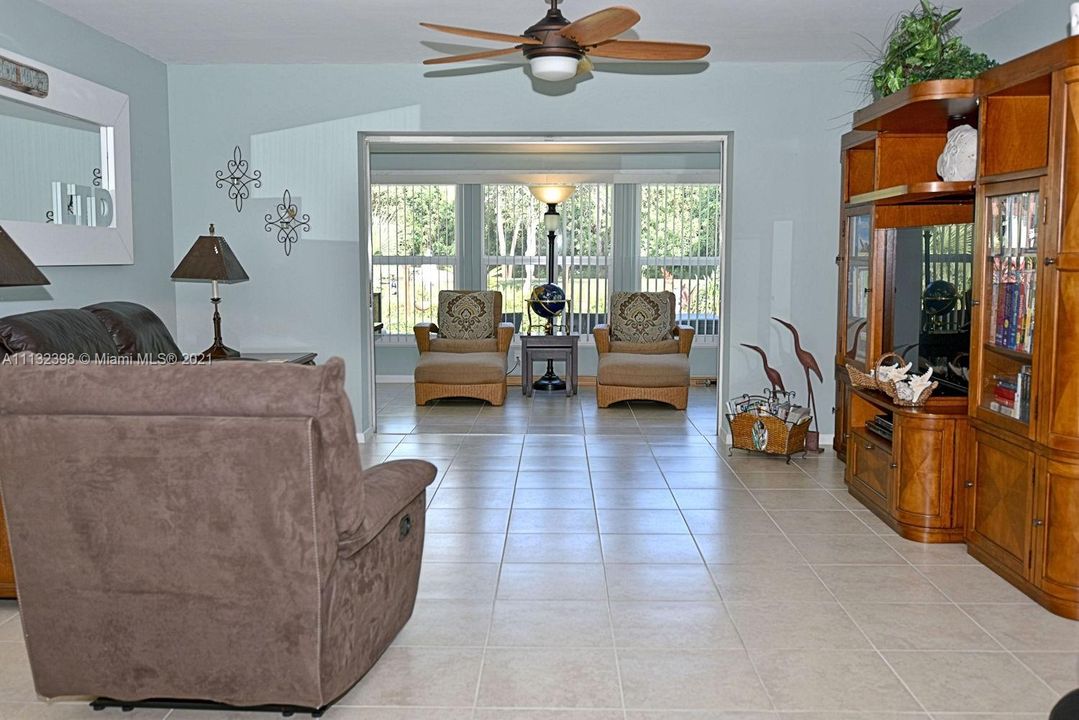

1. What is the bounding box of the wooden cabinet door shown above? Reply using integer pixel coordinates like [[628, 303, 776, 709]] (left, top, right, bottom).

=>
[[834, 372, 851, 460], [966, 429, 1035, 580], [841, 212, 876, 370], [849, 429, 893, 512], [1042, 69, 1079, 454], [1032, 456, 1079, 605], [893, 416, 957, 529]]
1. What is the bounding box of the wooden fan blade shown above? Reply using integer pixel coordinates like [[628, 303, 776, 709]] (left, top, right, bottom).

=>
[[587, 39, 710, 61], [423, 46, 522, 65], [420, 22, 541, 46], [560, 6, 641, 46]]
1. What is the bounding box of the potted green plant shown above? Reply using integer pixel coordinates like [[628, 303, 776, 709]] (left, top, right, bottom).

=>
[[868, 0, 997, 98]]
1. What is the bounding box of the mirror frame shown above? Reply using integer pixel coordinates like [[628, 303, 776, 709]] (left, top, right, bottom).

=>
[[0, 47, 132, 266]]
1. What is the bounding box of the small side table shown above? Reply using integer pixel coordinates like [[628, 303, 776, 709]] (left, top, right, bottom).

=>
[[520, 333, 579, 397]]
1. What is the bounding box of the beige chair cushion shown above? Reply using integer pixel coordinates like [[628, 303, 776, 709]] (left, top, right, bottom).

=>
[[415, 351, 507, 385], [430, 337, 498, 353], [610, 339, 680, 355], [609, 291, 676, 343], [597, 352, 690, 388], [437, 290, 500, 340]]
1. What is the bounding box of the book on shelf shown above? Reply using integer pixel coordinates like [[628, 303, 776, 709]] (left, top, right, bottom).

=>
[[991, 255, 1037, 354], [987, 366, 1031, 422]]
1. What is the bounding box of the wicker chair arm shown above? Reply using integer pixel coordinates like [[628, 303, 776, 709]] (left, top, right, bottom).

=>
[[413, 323, 439, 353], [593, 324, 611, 354], [673, 325, 695, 355], [496, 323, 515, 354]]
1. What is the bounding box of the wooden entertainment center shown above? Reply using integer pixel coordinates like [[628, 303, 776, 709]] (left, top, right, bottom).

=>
[[834, 38, 1079, 619]]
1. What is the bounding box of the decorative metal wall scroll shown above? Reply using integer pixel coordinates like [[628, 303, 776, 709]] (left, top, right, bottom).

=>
[[215, 145, 262, 212], [264, 189, 310, 257], [92, 168, 102, 187], [45, 211, 54, 223]]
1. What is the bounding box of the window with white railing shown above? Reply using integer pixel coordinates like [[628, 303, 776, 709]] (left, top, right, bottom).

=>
[[482, 184, 613, 335], [368, 181, 724, 343], [639, 184, 723, 337], [370, 184, 456, 339]]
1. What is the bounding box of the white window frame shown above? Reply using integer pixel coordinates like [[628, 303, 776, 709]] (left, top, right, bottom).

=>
[[369, 183, 458, 342]]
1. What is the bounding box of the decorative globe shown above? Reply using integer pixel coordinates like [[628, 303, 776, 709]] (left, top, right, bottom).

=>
[[529, 283, 566, 320]]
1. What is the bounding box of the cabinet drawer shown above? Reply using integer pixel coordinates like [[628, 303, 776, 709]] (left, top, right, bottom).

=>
[[850, 429, 894, 506]]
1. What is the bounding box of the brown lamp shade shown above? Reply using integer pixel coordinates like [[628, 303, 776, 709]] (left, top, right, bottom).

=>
[[171, 224, 249, 283], [0, 225, 50, 287]]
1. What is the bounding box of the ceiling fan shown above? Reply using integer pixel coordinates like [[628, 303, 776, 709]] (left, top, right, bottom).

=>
[[420, 0, 711, 82]]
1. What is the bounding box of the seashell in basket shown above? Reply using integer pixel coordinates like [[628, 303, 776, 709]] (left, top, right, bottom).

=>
[[893, 367, 933, 401], [876, 362, 912, 383]]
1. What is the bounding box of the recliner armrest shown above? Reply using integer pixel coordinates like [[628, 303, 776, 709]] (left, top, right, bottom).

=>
[[673, 325, 695, 355], [337, 459, 437, 558], [593, 324, 611, 354], [496, 322, 515, 354], [414, 323, 439, 353]]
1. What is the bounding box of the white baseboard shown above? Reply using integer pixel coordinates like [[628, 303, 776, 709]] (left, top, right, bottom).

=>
[[375, 375, 414, 383]]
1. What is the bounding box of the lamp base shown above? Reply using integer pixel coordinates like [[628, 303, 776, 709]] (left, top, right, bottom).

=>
[[533, 361, 566, 392], [199, 342, 240, 361]]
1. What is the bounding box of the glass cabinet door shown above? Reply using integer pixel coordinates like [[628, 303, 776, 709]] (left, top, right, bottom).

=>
[[845, 213, 872, 367], [976, 186, 1039, 429]]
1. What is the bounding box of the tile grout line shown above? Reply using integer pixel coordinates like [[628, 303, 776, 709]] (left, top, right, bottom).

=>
[[905, 561, 1063, 700], [467, 423, 525, 714], [579, 432, 631, 720], [651, 406, 781, 714], [730, 460, 935, 717]]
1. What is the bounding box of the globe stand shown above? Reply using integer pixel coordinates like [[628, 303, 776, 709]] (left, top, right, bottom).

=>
[[533, 361, 567, 392]]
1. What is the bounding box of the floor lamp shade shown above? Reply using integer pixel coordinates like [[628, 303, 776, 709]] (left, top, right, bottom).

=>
[[0, 225, 49, 287]]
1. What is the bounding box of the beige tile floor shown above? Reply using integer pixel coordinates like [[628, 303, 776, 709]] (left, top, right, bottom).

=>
[[1, 383, 1075, 718]]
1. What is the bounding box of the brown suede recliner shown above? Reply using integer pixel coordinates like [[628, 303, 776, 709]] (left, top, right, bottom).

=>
[[594, 291, 695, 410], [413, 290, 514, 406], [0, 357, 435, 712]]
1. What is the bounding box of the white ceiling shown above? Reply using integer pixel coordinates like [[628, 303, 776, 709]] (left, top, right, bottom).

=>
[[34, 0, 1023, 64]]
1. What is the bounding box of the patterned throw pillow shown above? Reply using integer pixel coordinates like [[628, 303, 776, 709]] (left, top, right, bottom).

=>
[[437, 290, 498, 340], [610, 291, 675, 343]]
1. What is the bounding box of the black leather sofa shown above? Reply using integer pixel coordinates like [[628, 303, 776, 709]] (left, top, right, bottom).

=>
[[0, 302, 183, 360]]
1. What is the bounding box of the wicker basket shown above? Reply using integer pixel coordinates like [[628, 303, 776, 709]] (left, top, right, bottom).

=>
[[846, 352, 903, 392], [847, 352, 938, 407], [726, 406, 812, 462]]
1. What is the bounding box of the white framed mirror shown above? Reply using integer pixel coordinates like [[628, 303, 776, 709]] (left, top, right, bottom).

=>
[[0, 47, 132, 266]]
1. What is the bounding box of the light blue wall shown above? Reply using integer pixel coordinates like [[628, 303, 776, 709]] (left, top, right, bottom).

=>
[[0, 0, 174, 327], [967, 0, 1072, 61], [169, 62, 852, 434]]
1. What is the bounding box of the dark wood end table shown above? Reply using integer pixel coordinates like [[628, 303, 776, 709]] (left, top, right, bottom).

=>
[[520, 333, 579, 397]]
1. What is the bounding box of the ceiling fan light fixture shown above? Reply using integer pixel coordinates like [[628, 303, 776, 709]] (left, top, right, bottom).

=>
[[529, 55, 580, 82]]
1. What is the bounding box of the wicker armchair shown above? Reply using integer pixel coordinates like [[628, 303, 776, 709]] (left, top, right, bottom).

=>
[[414, 290, 514, 406], [594, 291, 694, 410]]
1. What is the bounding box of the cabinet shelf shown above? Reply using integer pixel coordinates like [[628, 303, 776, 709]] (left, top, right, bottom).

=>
[[852, 79, 977, 133], [848, 181, 974, 207], [983, 343, 1032, 362]]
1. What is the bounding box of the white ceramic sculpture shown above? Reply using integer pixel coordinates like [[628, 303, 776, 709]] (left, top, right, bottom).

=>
[[1072, 2, 1079, 37], [937, 124, 978, 181]]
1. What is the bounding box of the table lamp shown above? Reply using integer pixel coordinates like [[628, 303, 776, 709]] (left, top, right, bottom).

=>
[[0, 224, 50, 287], [171, 224, 249, 359]]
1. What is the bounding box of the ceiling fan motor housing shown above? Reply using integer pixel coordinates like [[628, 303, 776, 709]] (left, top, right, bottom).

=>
[[523, 7, 583, 61]]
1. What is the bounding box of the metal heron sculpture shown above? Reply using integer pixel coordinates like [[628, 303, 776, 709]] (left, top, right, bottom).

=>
[[740, 343, 786, 395], [772, 317, 825, 452]]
